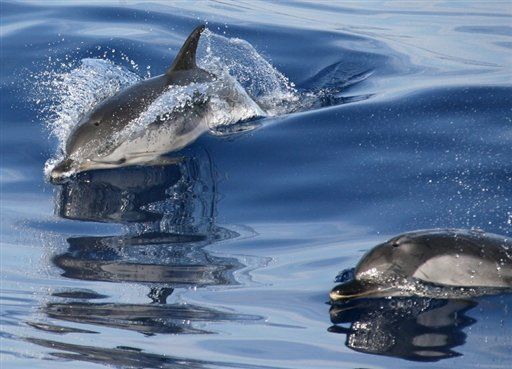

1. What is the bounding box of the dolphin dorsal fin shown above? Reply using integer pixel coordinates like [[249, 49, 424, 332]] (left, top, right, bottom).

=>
[[166, 24, 205, 74]]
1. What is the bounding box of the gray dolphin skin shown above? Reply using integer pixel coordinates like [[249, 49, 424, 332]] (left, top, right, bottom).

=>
[[330, 229, 512, 301], [50, 25, 216, 182]]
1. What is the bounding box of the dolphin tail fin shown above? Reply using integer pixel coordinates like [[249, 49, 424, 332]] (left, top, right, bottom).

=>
[[166, 24, 206, 74]]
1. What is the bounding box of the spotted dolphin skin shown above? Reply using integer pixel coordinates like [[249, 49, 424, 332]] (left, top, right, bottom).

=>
[[50, 25, 222, 182], [330, 229, 512, 301]]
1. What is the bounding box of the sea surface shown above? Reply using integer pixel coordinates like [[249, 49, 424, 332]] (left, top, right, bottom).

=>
[[1, 1, 512, 368]]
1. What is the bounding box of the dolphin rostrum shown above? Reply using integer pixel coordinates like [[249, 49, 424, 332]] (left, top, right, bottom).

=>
[[330, 229, 512, 301], [50, 25, 262, 182]]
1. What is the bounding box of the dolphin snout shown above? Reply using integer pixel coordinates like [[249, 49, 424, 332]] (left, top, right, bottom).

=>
[[329, 280, 386, 301], [50, 158, 75, 183], [330, 280, 364, 301]]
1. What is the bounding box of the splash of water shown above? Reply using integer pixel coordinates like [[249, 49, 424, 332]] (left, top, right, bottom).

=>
[[38, 58, 140, 149], [36, 59, 140, 176], [197, 29, 300, 116], [119, 74, 264, 145]]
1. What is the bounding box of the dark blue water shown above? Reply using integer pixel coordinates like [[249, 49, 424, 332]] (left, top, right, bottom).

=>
[[1, 1, 512, 368]]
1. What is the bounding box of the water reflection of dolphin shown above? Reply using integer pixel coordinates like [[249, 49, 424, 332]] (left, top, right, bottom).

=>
[[330, 229, 512, 301], [55, 153, 221, 233], [37, 150, 261, 347], [26, 337, 275, 369], [328, 297, 477, 362], [43, 301, 260, 336], [56, 163, 183, 223], [52, 154, 242, 290], [42, 238, 252, 337], [53, 234, 242, 287]]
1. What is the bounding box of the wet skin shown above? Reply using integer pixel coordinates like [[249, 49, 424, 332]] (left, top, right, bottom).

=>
[[330, 229, 512, 301]]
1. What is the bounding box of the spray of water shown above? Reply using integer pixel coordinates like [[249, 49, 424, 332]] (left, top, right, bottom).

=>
[[198, 29, 300, 115]]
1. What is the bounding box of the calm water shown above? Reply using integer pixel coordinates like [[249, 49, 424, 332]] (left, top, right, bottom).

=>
[[1, 1, 512, 368]]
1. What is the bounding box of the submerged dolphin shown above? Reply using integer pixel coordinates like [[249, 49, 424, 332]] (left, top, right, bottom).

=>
[[330, 229, 512, 301], [50, 25, 260, 182]]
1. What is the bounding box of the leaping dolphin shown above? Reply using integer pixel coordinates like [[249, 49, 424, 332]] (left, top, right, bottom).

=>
[[50, 25, 262, 182], [330, 229, 512, 301]]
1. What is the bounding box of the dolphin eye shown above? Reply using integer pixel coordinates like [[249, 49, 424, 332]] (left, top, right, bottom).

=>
[[392, 241, 400, 247], [94, 122, 100, 126]]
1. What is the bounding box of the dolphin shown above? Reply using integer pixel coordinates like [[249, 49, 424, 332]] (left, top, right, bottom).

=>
[[330, 229, 512, 301], [49, 25, 261, 182]]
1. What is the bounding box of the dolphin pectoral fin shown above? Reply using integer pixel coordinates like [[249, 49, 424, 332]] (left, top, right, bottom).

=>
[[166, 24, 206, 73]]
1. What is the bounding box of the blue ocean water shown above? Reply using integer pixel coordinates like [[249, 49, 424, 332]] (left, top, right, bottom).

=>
[[1, 1, 512, 368]]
